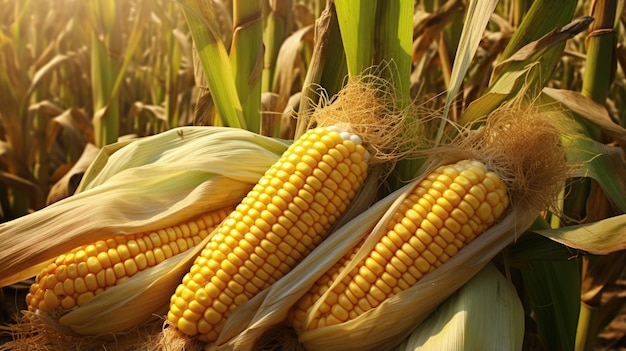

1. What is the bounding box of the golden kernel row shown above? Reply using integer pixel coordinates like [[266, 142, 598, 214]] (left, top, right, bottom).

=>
[[26, 209, 231, 313]]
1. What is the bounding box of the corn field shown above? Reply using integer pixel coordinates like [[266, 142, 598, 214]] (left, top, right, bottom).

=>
[[1, 0, 626, 350]]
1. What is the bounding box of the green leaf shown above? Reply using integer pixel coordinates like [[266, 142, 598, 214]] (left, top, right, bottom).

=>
[[334, 1, 376, 77], [565, 136, 626, 213], [459, 4, 583, 127], [230, 0, 263, 133], [178, 0, 247, 129], [507, 232, 578, 266], [521, 258, 581, 351], [442, 0, 498, 123], [516, 217, 581, 351], [542, 87, 626, 146], [534, 214, 626, 255]]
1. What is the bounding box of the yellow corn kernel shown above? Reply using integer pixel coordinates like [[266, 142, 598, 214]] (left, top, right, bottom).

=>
[[26, 208, 231, 313], [167, 126, 370, 342], [288, 159, 509, 331]]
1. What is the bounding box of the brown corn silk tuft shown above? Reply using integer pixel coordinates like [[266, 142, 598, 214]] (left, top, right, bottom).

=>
[[404, 101, 575, 213], [305, 73, 427, 165], [150, 320, 207, 351], [452, 104, 574, 214], [264, 102, 575, 351]]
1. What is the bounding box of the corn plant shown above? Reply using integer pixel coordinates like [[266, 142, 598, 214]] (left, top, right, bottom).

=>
[[0, 0, 197, 220]]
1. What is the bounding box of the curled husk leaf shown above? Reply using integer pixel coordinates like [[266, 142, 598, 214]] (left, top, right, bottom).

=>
[[0, 126, 288, 349], [398, 263, 524, 351]]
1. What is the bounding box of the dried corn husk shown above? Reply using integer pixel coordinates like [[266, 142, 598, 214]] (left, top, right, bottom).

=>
[[399, 263, 524, 351], [0, 126, 288, 339]]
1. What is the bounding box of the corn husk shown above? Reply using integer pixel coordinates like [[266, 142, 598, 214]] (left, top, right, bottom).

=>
[[57, 238, 201, 335], [398, 263, 524, 351], [287, 109, 573, 351], [0, 126, 288, 339]]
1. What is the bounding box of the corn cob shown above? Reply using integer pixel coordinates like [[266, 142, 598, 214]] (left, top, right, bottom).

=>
[[167, 126, 370, 342], [289, 159, 509, 330], [26, 209, 232, 313]]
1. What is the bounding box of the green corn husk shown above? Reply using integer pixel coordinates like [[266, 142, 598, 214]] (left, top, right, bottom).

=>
[[398, 263, 524, 351], [0, 126, 288, 337]]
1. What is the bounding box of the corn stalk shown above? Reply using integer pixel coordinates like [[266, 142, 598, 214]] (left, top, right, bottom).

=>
[[178, 0, 246, 129], [295, 1, 347, 138], [262, 0, 292, 93], [89, 0, 122, 147], [334, 0, 413, 189], [230, 0, 263, 133]]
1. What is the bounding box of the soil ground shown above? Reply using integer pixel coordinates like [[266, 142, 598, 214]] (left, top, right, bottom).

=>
[[595, 277, 626, 351]]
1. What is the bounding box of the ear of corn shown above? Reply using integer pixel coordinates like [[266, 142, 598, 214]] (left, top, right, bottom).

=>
[[289, 159, 509, 331], [166, 126, 370, 342], [202, 168, 388, 349], [26, 209, 232, 314]]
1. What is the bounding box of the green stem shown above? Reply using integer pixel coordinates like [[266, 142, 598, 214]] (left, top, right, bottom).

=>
[[575, 300, 601, 351], [91, 30, 120, 147], [33, 110, 48, 191], [231, 0, 263, 133], [262, 0, 292, 93], [165, 8, 182, 128], [335, 0, 376, 77], [581, 0, 616, 109]]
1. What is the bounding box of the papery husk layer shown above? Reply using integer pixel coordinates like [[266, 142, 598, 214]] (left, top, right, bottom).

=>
[[0, 126, 288, 287], [399, 263, 524, 351]]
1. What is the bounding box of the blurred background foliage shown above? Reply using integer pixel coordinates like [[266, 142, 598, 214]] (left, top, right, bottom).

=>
[[1, 0, 626, 349]]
